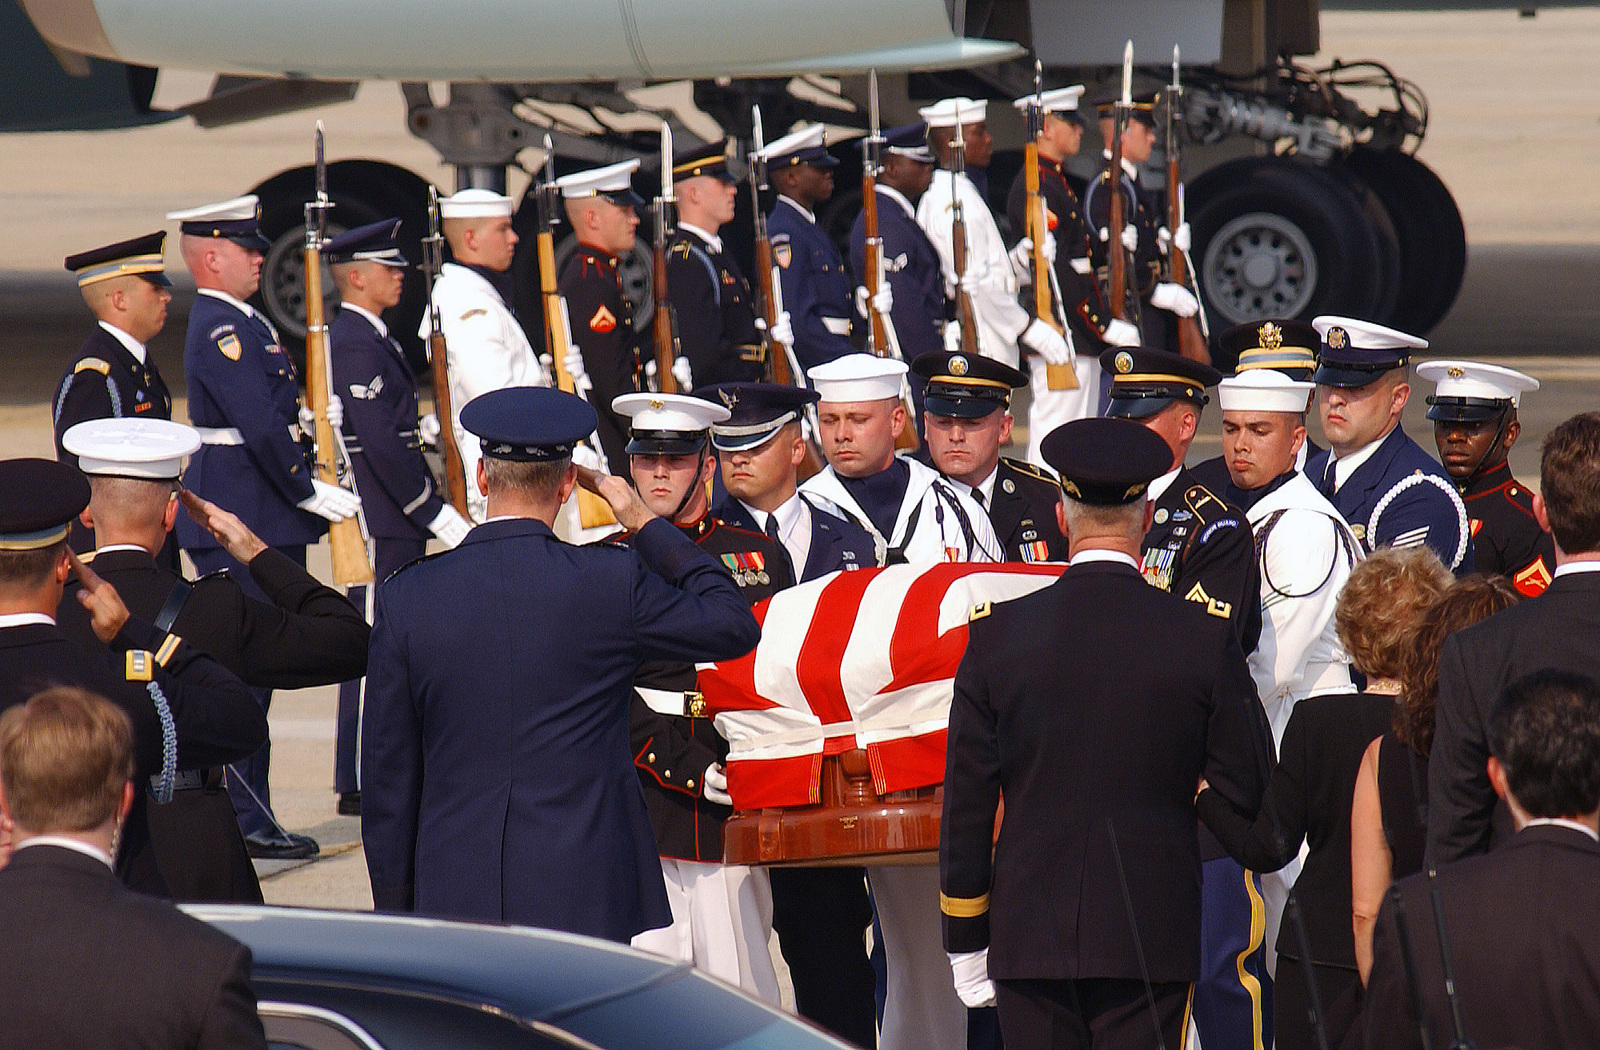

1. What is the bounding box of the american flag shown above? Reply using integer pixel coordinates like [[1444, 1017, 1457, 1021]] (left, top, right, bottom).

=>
[[700, 561, 1065, 809]]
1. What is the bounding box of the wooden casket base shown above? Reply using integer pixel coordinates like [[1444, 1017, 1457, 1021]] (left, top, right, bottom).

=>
[[723, 748, 942, 867]]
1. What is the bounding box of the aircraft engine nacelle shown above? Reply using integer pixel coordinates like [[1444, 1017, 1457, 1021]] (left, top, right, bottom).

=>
[[19, 0, 1020, 81]]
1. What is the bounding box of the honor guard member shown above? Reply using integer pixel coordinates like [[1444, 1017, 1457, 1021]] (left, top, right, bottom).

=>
[[668, 141, 783, 388], [558, 160, 649, 470], [917, 98, 1070, 374], [698, 380, 879, 1044], [362, 387, 760, 941], [169, 193, 360, 859], [1085, 96, 1200, 354], [802, 355, 1001, 565], [849, 123, 943, 423], [915, 351, 1068, 563], [1419, 359, 1553, 594], [1305, 316, 1472, 572], [610, 392, 789, 1001], [426, 187, 549, 522], [325, 219, 471, 816], [941, 417, 1271, 1050], [1006, 86, 1137, 445], [0, 457, 267, 896], [761, 124, 857, 374], [57, 418, 369, 899], [1189, 318, 1323, 493]]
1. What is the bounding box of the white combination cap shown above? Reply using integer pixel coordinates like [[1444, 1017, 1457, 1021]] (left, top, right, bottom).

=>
[[1013, 86, 1086, 115], [1417, 360, 1539, 406], [165, 194, 259, 224], [1311, 315, 1429, 352], [439, 188, 515, 219], [1218, 370, 1316, 414], [611, 392, 731, 432], [809, 354, 909, 404], [554, 159, 644, 203], [918, 97, 988, 129], [757, 124, 836, 169], [63, 418, 202, 480]]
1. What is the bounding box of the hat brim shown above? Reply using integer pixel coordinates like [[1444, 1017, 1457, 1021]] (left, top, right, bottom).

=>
[[711, 425, 785, 453], [627, 433, 708, 456], [228, 234, 272, 253], [1105, 395, 1178, 420], [603, 188, 646, 208], [1426, 398, 1510, 425], [1312, 364, 1392, 388], [925, 395, 1005, 420], [138, 272, 173, 288]]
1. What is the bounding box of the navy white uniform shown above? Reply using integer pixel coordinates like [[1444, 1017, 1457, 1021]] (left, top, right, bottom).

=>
[[362, 387, 760, 942]]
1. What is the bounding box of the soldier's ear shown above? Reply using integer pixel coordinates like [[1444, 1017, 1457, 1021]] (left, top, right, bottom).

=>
[[1054, 498, 1068, 540]]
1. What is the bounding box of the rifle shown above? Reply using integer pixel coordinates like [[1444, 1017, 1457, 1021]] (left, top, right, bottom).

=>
[[1024, 61, 1078, 392], [421, 186, 470, 517], [1166, 46, 1212, 365], [651, 120, 680, 394], [861, 70, 919, 451], [950, 109, 980, 356], [1106, 40, 1139, 333], [302, 123, 373, 585], [538, 136, 617, 529], [750, 105, 824, 476]]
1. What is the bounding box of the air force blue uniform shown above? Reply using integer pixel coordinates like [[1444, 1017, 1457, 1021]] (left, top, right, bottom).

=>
[[768, 198, 856, 373], [849, 186, 945, 367], [712, 493, 876, 581], [177, 291, 321, 553]]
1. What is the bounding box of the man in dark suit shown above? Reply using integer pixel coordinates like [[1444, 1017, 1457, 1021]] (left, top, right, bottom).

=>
[[57, 417, 370, 900], [0, 457, 267, 895], [362, 387, 760, 942], [700, 380, 880, 1043], [1368, 669, 1600, 1048], [326, 218, 472, 817], [0, 686, 266, 1049], [915, 351, 1068, 563], [940, 416, 1271, 1050], [1429, 410, 1600, 864]]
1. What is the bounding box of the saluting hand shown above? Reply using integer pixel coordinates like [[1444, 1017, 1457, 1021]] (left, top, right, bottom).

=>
[[180, 490, 268, 564], [574, 465, 654, 534], [69, 552, 131, 644]]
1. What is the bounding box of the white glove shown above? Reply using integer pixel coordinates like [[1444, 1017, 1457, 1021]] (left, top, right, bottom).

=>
[[571, 443, 603, 472], [1158, 223, 1191, 255], [943, 321, 963, 354], [1150, 282, 1200, 318], [672, 355, 694, 392], [1120, 224, 1139, 254], [564, 344, 591, 396], [297, 478, 361, 522], [426, 504, 472, 548], [703, 763, 733, 806], [298, 395, 344, 433], [1103, 318, 1142, 347], [1020, 318, 1070, 367], [761, 310, 795, 349], [418, 412, 441, 448], [948, 950, 996, 1009], [956, 262, 987, 298], [854, 283, 894, 319]]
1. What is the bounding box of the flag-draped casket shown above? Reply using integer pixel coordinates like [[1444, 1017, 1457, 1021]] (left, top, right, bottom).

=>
[[700, 561, 1065, 864]]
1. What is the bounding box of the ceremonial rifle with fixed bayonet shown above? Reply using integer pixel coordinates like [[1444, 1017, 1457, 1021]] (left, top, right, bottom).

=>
[[861, 70, 920, 451], [950, 110, 981, 356], [1106, 41, 1144, 336], [1023, 60, 1078, 391], [421, 186, 470, 517], [650, 121, 681, 394], [302, 123, 373, 585], [537, 136, 617, 528], [1165, 46, 1213, 365]]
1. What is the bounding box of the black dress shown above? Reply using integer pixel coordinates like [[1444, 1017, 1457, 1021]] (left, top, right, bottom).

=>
[[1377, 730, 1429, 882]]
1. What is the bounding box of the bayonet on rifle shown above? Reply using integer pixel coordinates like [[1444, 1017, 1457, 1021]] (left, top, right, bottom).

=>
[[1025, 60, 1077, 391], [1165, 45, 1212, 364], [651, 120, 680, 394]]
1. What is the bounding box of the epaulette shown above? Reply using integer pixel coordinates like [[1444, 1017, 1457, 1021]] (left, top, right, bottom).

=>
[[74, 357, 111, 375], [668, 241, 693, 259], [192, 568, 231, 585], [1001, 457, 1057, 483], [387, 549, 449, 579], [1183, 484, 1229, 520], [968, 601, 992, 622]]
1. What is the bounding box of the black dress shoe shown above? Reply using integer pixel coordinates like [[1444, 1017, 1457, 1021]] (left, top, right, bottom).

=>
[[337, 791, 361, 816], [244, 832, 320, 860]]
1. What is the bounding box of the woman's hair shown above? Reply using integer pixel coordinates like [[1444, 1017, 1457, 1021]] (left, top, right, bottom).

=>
[[1395, 573, 1522, 756], [1334, 546, 1453, 681]]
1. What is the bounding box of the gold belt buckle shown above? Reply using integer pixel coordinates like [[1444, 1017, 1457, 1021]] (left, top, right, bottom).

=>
[[684, 691, 707, 718]]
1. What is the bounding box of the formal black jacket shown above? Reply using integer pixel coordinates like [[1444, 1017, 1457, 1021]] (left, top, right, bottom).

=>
[[0, 844, 265, 1049], [1141, 468, 1261, 654], [1198, 690, 1393, 967], [941, 558, 1272, 982], [711, 493, 878, 582], [558, 245, 644, 470], [1429, 569, 1600, 863], [665, 228, 766, 387], [1005, 155, 1113, 351], [984, 457, 1068, 564], [1366, 825, 1600, 1050], [0, 620, 264, 895], [1457, 458, 1555, 595], [53, 324, 172, 468], [628, 517, 793, 861]]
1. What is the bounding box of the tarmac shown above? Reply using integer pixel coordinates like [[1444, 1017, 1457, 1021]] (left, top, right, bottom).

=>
[[1, 8, 1598, 912]]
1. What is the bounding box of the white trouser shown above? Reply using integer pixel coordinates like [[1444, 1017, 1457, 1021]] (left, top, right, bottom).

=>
[[867, 864, 968, 1050], [1025, 353, 1099, 468], [632, 858, 781, 1005]]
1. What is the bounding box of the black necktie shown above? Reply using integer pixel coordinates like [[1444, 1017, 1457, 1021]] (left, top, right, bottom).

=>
[[1320, 458, 1338, 499], [971, 486, 986, 510], [764, 514, 783, 546]]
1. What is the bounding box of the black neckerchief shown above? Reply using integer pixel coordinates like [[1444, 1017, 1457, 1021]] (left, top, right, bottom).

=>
[[1226, 468, 1297, 513], [839, 458, 912, 541]]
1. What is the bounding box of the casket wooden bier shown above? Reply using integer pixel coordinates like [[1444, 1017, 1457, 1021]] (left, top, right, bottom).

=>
[[722, 748, 942, 867]]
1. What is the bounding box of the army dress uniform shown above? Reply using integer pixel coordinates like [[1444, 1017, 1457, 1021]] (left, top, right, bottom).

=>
[[1418, 359, 1553, 595], [1305, 317, 1471, 572], [1083, 99, 1167, 353]]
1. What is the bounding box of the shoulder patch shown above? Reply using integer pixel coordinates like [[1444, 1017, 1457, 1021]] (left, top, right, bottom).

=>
[[968, 601, 992, 622], [458, 308, 488, 321], [206, 324, 236, 342], [74, 357, 111, 375], [1198, 517, 1242, 545], [125, 650, 155, 682], [1182, 583, 1232, 619], [216, 334, 242, 361]]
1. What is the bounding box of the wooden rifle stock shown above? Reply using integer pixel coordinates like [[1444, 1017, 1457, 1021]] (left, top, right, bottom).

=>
[[1107, 118, 1130, 325], [862, 165, 919, 451], [1166, 155, 1211, 365], [952, 211, 981, 355], [1025, 139, 1078, 391], [426, 325, 468, 517], [651, 235, 678, 394]]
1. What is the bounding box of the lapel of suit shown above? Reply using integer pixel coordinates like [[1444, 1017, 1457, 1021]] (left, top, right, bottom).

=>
[[985, 467, 1024, 549]]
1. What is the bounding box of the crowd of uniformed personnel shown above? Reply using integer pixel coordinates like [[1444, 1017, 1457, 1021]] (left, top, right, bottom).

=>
[[5, 81, 1598, 1050]]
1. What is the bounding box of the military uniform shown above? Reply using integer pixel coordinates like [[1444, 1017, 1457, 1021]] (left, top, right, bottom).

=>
[[559, 246, 643, 469], [1083, 153, 1165, 351], [769, 197, 855, 373], [980, 458, 1068, 563], [667, 226, 765, 387]]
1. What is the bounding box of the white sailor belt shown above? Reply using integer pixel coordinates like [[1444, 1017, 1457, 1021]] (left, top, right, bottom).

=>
[[636, 687, 709, 719]]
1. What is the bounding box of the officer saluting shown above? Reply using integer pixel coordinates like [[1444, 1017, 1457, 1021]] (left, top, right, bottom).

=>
[[1305, 316, 1471, 571], [1418, 360, 1553, 594], [362, 387, 760, 942], [914, 351, 1067, 563], [940, 417, 1271, 1050]]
